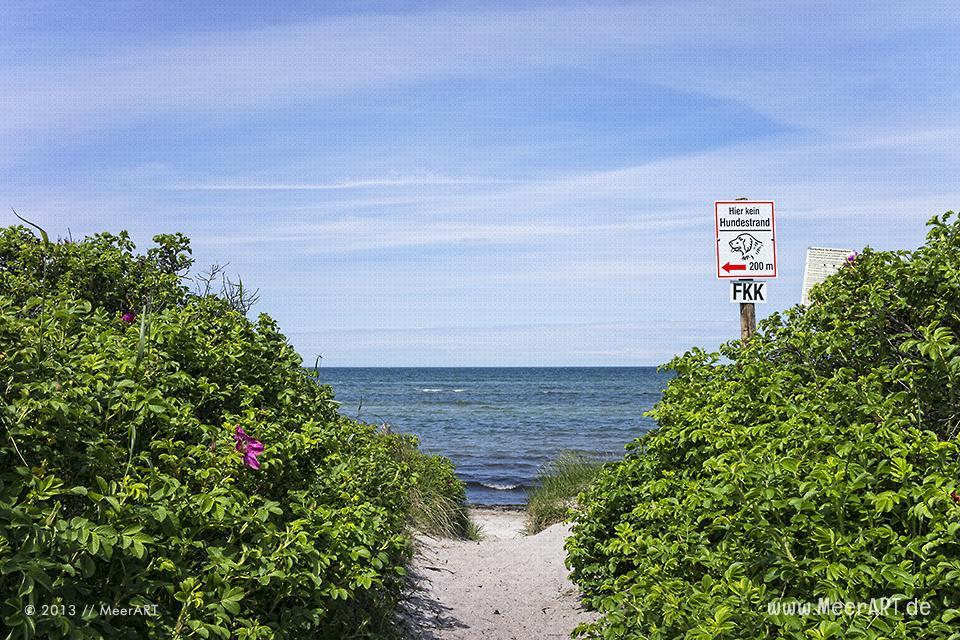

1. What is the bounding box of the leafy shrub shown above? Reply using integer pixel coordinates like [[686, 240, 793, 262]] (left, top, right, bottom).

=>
[[526, 453, 603, 534], [567, 212, 960, 639], [0, 226, 465, 639], [0, 226, 192, 313]]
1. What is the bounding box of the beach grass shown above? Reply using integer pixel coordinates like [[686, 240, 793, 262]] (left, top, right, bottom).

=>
[[397, 437, 475, 539], [464, 519, 484, 541], [525, 453, 604, 534], [410, 490, 475, 538]]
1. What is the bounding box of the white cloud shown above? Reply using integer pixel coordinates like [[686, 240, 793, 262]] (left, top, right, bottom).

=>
[[5, 1, 960, 365]]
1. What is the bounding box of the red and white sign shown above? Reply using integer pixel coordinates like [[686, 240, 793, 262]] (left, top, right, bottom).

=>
[[715, 201, 777, 279]]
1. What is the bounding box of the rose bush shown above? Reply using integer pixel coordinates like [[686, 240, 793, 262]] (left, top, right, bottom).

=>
[[0, 226, 465, 639]]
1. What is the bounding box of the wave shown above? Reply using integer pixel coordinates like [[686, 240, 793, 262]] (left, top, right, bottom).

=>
[[482, 482, 521, 491], [420, 388, 443, 392], [466, 480, 525, 491]]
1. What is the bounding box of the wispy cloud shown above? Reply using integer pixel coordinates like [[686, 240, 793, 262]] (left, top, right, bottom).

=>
[[3, 1, 958, 153], [166, 177, 515, 190], [190, 215, 705, 252]]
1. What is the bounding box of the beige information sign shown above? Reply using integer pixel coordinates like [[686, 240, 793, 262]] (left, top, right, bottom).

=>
[[801, 247, 853, 305]]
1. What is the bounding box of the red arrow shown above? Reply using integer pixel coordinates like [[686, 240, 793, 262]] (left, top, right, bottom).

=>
[[722, 262, 747, 273]]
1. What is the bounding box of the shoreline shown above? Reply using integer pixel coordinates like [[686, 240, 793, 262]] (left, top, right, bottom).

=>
[[465, 503, 525, 512]]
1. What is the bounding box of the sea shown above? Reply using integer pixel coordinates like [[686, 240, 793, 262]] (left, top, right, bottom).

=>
[[319, 367, 670, 505]]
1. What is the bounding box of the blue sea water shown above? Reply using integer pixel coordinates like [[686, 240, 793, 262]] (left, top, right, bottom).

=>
[[319, 367, 670, 505]]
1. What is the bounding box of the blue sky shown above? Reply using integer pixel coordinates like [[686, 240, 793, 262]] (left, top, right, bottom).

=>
[[4, 1, 959, 365]]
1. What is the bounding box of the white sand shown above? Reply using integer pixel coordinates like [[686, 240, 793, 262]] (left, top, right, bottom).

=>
[[400, 508, 596, 639]]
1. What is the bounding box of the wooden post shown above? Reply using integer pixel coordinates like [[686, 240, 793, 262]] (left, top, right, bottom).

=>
[[740, 299, 756, 342], [735, 197, 756, 343]]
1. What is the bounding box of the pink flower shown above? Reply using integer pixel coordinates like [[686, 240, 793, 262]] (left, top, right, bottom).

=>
[[121, 311, 137, 324], [233, 426, 264, 470], [952, 490, 960, 504]]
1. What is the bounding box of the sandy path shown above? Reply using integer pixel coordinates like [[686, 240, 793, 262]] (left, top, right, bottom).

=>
[[400, 509, 595, 640]]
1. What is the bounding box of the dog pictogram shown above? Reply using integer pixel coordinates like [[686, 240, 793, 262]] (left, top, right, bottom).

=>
[[729, 233, 763, 261]]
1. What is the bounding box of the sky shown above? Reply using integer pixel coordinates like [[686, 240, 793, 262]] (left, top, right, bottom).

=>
[[3, 1, 959, 366]]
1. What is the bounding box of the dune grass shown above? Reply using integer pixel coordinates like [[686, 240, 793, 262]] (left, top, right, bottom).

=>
[[396, 437, 478, 539], [464, 519, 484, 541], [409, 490, 477, 539], [525, 453, 604, 534], [408, 490, 482, 540]]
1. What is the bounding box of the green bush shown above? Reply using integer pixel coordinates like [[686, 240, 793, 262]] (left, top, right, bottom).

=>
[[0, 227, 192, 313], [567, 212, 960, 639], [0, 226, 465, 639]]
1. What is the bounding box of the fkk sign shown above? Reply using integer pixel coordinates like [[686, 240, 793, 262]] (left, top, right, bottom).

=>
[[715, 201, 777, 279], [730, 280, 767, 303]]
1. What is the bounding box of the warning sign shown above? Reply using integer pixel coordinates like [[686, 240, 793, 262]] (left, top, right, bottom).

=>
[[715, 201, 777, 279]]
